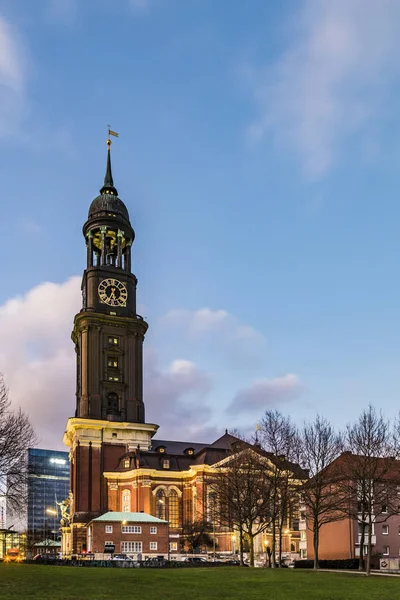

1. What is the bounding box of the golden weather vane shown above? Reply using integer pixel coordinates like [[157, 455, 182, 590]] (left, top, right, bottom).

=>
[[106, 124, 119, 147]]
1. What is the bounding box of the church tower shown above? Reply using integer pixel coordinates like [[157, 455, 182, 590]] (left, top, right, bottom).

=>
[[63, 138, 158, 554]]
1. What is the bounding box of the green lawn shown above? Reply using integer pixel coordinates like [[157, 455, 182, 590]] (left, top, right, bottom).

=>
[[1, 565, 399, 600]]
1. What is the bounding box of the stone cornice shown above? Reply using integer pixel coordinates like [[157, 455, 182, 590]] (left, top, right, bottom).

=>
[[103, 465, 217, 482], [63, 417, 159, 447]]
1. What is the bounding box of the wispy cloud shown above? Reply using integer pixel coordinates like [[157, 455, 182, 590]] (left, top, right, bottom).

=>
[[129, 0, 151, 13], [246, 0, 400, 177], [0, 17, 26, 138], [162, 307, 264, 342], [228, 374, 303, 415], [144, 349, 215, 441], [161, 307, 266, 370]]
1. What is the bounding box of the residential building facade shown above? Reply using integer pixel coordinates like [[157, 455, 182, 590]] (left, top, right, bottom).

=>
[[87, 512, 168, 557], [305, 452, 400, 562]]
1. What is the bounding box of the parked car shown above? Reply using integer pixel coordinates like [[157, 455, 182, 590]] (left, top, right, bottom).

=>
[[288, 562, 296, 569], [183, 556, 208, 563], [112, 554, 131, 561], [33, 554, 58, 562]]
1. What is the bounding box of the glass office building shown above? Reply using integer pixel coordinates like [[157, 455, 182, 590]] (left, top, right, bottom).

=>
[[27, 448, 70, 544]]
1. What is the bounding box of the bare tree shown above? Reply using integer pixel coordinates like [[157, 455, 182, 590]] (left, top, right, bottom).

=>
[[299, 415, 344, 570], [259, 410, 302, 567], [181, 519, 214, 554], [344, 405, 400, 575], [0, 375, 36, 517], [210, 445, 273, 567]]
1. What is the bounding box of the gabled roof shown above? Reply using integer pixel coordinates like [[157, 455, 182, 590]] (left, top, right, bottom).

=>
[[209, 432, 240, 450], [150, 439, 208, 455], [320, 451, 400, 482], [91, 512, 167, 523]]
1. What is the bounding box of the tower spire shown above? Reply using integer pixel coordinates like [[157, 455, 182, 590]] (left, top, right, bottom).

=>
[[100, 128, 119, 196]]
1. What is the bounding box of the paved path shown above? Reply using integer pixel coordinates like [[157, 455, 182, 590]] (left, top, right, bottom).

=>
[[316, 568, 400, 577]]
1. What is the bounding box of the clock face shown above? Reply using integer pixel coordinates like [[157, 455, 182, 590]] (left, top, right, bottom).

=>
[[98, 278, 128, 307]]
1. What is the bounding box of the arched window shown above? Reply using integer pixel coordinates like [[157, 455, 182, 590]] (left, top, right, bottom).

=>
[[156, 489, 166, 520], [107, 392, 119, 414], [122, 489, 131, 512], [168, 489, 179, 528]]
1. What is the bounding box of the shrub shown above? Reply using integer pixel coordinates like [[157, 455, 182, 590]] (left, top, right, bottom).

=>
[[294, 559, 359, 570]]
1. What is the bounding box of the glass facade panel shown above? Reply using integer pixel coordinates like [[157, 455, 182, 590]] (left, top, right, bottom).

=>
[[27, 448, 69, 545]]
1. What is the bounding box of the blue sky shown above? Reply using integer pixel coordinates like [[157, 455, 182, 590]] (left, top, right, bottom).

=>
[[1, 0, 400, 449]]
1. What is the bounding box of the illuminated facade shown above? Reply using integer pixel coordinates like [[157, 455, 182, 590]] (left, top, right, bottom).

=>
[[27, 448, 69, 545]]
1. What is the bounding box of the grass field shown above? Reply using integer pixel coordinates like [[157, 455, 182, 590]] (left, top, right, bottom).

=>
[[1, 564, 400, 600]]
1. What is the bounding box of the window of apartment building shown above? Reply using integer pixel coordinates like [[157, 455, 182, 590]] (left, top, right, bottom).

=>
[[108, 336, 119, 345], [107, 357, 119, 368], [122, 489, 131, 512], [150, 527, 157, 534], [121, 541, 142, 553], [170, 542, 178, 551], [383, 546, 390, 556], [358, 523, 371, 535], [105, 525, 113, 534], [382, 504, 388, 514], [124, 459, 130, 468], [105, 540, 113, 545], [300, 531, 306, 541], [300, 511, 306, 521], [382, 525, 389, 535], [122, 526, 142, 534], [162, 459, 170, 469], [149, 542, 157, 551]]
